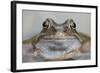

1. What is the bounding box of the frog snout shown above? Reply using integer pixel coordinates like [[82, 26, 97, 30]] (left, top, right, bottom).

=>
[[54, 26, 66, 36], [55, 26, 64, 32], [55, 32, 66, 37]]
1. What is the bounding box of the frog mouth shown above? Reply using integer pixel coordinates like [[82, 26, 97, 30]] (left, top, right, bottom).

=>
[[42, 36, 76, 40], [42, 32, 75, 40]]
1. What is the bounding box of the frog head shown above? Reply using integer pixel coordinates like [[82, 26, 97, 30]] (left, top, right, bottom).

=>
[[41, 18, 77, 38]]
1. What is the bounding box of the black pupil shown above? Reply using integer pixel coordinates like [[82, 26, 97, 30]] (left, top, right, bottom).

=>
[[73, 23, 76, 28], [43, 22, 48, 28]]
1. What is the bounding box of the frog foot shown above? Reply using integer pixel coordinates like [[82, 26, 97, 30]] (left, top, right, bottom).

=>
[[63, 49, 82, 59], [33, 48, 42, 57]]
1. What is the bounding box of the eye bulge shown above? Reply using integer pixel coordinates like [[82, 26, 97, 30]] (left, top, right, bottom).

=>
[[42, 18, 77, 33], [42, 21, 49, 28]]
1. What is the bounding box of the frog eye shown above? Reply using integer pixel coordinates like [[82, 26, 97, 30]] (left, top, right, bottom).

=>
[[70, 22, 76, 28], [42, 21, 49, 28]]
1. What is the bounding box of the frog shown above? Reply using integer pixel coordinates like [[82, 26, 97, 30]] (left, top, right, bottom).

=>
[[23, 18, 90, 61]]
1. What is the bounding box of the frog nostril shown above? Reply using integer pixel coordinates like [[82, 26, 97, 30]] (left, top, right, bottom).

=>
[[64, 26, 68, 32]]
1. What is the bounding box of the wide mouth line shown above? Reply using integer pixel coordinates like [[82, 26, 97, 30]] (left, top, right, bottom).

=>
[[42, 36, 76, 40]]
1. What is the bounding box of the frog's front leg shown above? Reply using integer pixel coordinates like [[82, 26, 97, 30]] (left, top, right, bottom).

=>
[[63, 41, 90, 60], [31, 33, 45, 56], [32, 47, 42, 57], [63, 48, 82, 60]]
